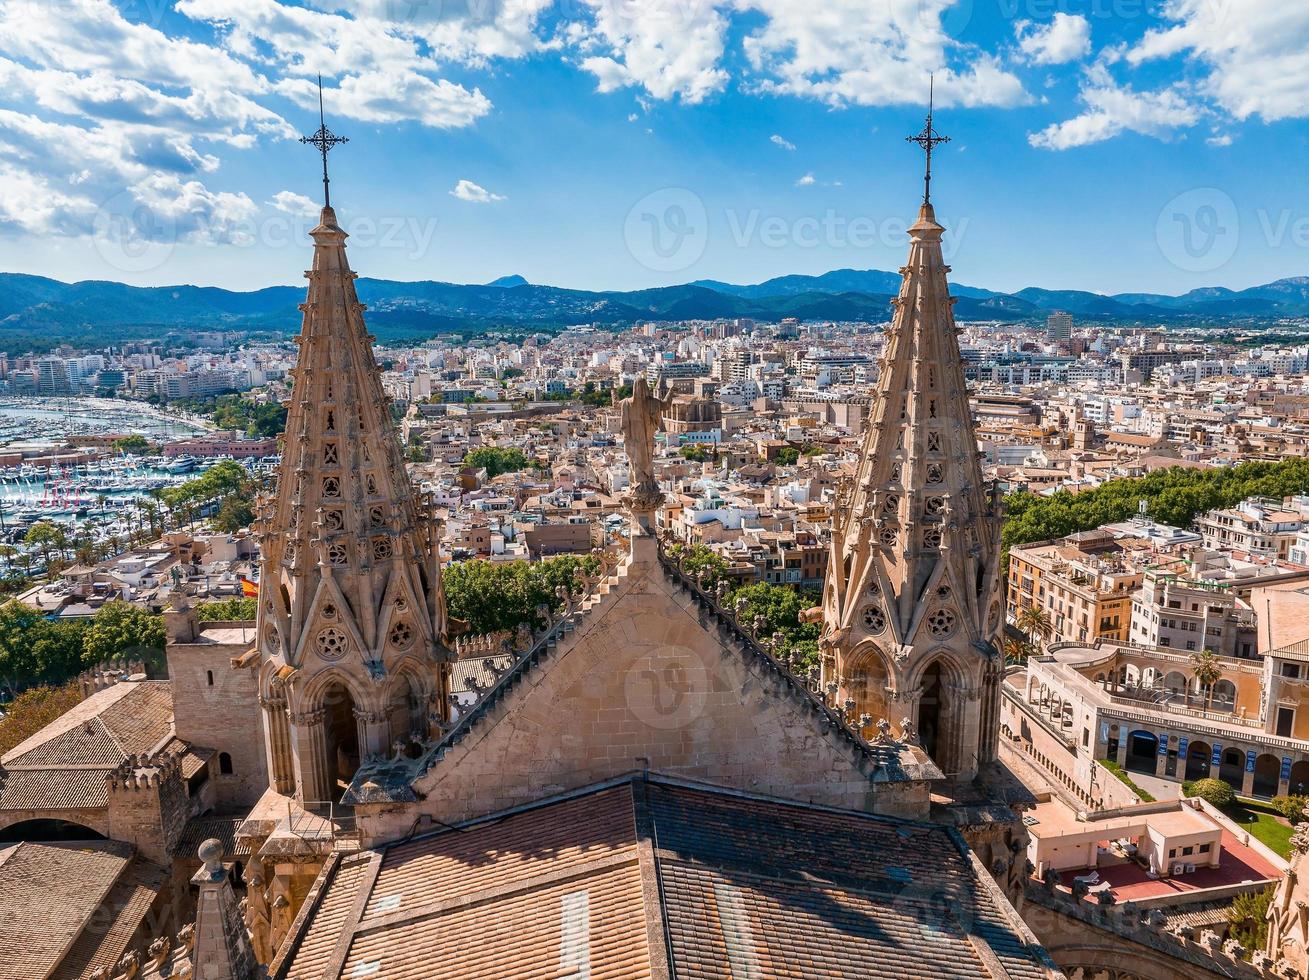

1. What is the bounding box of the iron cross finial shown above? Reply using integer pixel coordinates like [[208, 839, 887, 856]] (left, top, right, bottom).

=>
[[300, 74, 348, 209], [906, 74, 950, 207]]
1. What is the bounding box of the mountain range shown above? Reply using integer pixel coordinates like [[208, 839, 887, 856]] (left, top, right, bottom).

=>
[[1, 268, 1307, 345]]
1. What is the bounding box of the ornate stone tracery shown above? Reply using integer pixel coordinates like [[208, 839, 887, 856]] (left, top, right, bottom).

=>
[[253, 206, 455, 804], [818, 199, 1002, 784]]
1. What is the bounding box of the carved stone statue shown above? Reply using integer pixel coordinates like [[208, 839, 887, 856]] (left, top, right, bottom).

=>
[[620, 377, 672, 508], [243, 867, 273, 964]]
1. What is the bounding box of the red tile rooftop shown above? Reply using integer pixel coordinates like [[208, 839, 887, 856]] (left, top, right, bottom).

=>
[[1057, 831, 1280, 902]]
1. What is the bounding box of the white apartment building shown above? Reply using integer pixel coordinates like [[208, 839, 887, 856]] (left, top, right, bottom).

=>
[[1195, 496, 1309, 560]]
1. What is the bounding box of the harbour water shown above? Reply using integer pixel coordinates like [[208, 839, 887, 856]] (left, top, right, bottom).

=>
[[0, 395, 209, 444], [0, 397, 274, 569]]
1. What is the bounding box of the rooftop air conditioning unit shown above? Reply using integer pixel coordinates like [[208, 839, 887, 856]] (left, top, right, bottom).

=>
[[1171, 864, 1185, 875]]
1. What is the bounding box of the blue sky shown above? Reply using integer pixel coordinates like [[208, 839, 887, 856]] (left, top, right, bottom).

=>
[[0, 0, 1304, 297]]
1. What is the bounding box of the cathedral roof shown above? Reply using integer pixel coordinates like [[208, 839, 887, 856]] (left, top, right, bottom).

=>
[[340, 539, 939, 814], [271, 775, 1055, 980], [0, 840, 168, 980], [1, 679, 172, 772]]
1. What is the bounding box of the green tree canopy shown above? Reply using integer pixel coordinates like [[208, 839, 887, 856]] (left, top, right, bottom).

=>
[[82, 601, 165, 666], [775, 447, 800, 466], [1227, 887, 1273, 955], [197, 597, 258, 622], [0, 683, 82, 756], [0, 602, 89, 686], [1184, 777, 1236, 808], [728, 582, 822, 671], [463, 446, 528, 478], [214, 496, 256, 533], [112, 434, 152, 454], [443, 554, 600, 634], [1003, 458, 1309, 555]]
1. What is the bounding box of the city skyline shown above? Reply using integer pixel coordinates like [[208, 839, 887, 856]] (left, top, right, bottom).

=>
[[0, 1, 1303, 296]]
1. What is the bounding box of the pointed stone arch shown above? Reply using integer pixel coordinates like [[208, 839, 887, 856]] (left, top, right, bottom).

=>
[[294, 667, 371, 802], [839, 640, 898, 724], [386, 657, 436, 750], [909, 652, 973, 781]]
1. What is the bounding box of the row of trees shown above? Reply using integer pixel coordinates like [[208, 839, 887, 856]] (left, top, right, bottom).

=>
[[171, 394, 287, 438], [1002, 457, 1309, 555], [196, 597, 258, 622], [158, 459, 257, 533], [0, 600, 165, 692]]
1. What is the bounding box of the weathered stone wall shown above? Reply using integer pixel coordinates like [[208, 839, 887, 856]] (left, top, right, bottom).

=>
[[365, 541, 931, 841], [166, 622, 268, 809], [106, 757, 188, 867], [1022, 883, 1273, 980]]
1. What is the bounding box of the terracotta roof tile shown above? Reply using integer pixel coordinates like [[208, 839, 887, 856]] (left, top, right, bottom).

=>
[[3, 681, 173, 771], [50, 854, 168, 980], [0, 767, 109, 811], [0, 840, 134, 980], [274, 777, 1052, 980]]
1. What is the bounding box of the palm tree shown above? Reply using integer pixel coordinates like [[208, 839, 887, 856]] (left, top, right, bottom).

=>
[[1191, 650, 1223, 710], [1002, 635, 1035, 665], [1016, 604, 1053, 652]]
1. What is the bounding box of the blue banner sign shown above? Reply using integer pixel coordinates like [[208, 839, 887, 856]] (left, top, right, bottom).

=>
[[1158, 734, 1169, 756], [1246, 750, 1257, 774], [1212, 744, 1222, 766], [1282, 757, 1293, 781], [1177, 737, 1189, 757]]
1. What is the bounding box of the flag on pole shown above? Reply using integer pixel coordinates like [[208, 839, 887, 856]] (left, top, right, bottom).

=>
[[240, 576, 259, 598]]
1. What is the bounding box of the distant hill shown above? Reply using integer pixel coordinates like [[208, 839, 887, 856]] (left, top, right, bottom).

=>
[[0, 268, 1305, 346]]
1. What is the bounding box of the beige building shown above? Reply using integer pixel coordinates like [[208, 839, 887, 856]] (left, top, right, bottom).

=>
[[1008, 530, 1141, 645], [1129, 568, 1256, 659]]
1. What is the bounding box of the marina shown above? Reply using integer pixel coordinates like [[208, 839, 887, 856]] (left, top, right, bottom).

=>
[[0, 396, 276, 569], [0, 394, 210, 444]]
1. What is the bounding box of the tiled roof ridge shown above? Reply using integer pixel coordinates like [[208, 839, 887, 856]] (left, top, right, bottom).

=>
[[0, 840, 137, 979], [0, 682, 139, 767], [267, 851, 347, 979]]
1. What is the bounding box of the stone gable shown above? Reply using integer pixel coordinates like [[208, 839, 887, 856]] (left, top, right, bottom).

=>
[[360, 539, 933, 841]]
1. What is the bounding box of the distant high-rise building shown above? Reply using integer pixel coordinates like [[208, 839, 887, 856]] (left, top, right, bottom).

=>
[[35, 357, 70, 396], [1045, 311, 1073, 341]]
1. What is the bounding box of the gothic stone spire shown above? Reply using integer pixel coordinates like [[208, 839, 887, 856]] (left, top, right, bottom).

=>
[[254, 206, 451, 803], [820, 163, 1004, 785]]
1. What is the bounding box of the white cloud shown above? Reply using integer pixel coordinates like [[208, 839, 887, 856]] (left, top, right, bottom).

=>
[[1028, 65, 1199, 150], [1129, 0, 1309, 122], [737, 0, 1027, 109], [795, 172, 815, 186], [279, 72, 491, 129], [0, 0, 266, 97], [450, 179, 506, 203], [268, 191, 319, 216], [1015, 14, 1092, 66], [1206, 133, 1233, 147], [770, 133, 796, 150], [577, 0, 729, 103]]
